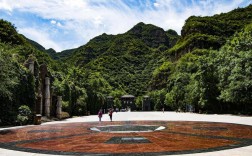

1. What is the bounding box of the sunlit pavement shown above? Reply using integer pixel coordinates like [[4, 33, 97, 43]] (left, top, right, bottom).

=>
[[0, 111, 251, 156]]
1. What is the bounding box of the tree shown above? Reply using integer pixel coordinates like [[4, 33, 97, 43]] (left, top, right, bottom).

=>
[[217, 27, 252, 113], [0, 44, 18, 100]]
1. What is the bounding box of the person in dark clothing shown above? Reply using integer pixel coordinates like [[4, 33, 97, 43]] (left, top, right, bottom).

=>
[[98, 109, 103, 122], [109, 109, 113, 122]]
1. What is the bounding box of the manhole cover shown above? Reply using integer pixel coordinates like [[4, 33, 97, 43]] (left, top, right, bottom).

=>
[[90, 125, 165, 133]]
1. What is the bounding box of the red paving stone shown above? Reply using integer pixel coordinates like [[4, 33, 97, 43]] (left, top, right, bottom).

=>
[[0, 121, 252, 155]]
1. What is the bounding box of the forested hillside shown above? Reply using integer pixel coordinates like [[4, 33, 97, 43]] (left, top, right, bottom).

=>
[[26, 38, 76, 60], [66, 22, 179, 97], [166, 5, 252, 59], [151, 5, 252, 112], [0, 5, 251, 126], [0, 19, 61, 125], [150, 24, 252, 113]]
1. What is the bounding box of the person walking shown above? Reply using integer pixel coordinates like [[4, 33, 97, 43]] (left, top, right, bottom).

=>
[[109, 109, 113, 122], [98, 109, 103, 122]]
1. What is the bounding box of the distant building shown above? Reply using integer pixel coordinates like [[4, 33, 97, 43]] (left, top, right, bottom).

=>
[[121, 95, 135, 111], [107, 96, 114, 109], [142, 95, 151, 111]]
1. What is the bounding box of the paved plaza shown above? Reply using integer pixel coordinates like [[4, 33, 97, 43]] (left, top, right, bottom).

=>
[[0, 112, 252, 156]]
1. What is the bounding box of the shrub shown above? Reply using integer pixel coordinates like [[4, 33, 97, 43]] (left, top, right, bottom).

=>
[[16, 105, 31, 125], [60, 112, 70, 119], [62, 100, 69, 112]]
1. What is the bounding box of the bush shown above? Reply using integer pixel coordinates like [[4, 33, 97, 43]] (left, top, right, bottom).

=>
[[16, 105, 31, 125], [62, 100, 69, 112], [60, 112, 70, 119]]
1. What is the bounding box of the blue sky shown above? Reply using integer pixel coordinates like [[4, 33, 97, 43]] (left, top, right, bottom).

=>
[[0, 0, 251, 51]]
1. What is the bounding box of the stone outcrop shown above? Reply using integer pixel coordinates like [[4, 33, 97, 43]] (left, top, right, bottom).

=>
[[24, 56, 62, 119]]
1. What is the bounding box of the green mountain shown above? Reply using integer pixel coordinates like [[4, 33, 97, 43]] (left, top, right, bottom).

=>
[[0, 4, 251, 126], [26, 37, 76, 60], [0, 19, 27, 45], [66, 22, 179, 96], [25, 36, 46, 52], [0, 20, 58, 68], [150, 5, 252, 113], [58, 48, 76, 60], [167, 4, 252, 59]]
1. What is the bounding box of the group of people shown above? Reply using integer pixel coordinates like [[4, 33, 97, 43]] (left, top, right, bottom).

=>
[[98, 107, 167, 122], [98, 108, 113, 122]]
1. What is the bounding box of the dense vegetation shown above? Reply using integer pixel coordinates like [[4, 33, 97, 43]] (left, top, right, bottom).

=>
[[66, 22, 179, 97], [0, 5, 251, 126], [0, 19, 67, 125], [167, 5, 252, 59], [150, 5, 252, 114], [153, 25, 252, 113]]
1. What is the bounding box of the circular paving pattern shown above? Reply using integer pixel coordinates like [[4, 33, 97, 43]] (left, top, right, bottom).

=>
[[0, 121, 252, 155], [90, 125, 165, 133]]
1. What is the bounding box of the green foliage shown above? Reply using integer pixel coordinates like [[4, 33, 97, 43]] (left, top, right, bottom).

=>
[[135, 96, 143, 109], [84, 72, 112, 114], [66, 22, 175, 98], [16, 105, 32, 125], [159, 23, 252, 114], [166, 5, 252, 59], [110, 89, 126, 98], [0, 43, 19, 100], [113, 98, 122, 108], [60, 112, 70, 119], [0, 19, 27, 45], [61, 101, 69, 112], [165, 72, 190, 110], [150, 61, 174, 90], [0, 19, 60, 125], [166, 29, 180, 47], [216, 27, 252, 112], [1, 4, 252, 126], [52, 68, 88, 116], [148, 89, 166, 111], [0, 43, 36, 125], [26, 36, 76, 60], [127, 22, 170, 48]]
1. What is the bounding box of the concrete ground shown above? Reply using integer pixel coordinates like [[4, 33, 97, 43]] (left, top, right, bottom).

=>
[[0, 111, 251, 156]]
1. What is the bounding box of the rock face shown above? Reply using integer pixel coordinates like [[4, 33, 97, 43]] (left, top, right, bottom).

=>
[[127, 22, 170, 48]]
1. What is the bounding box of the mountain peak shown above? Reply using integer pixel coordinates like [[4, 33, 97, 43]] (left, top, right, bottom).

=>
[[127, 22, 160, 35], [127, 22, 170, 48]]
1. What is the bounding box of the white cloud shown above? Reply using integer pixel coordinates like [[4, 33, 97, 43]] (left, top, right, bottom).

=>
[[57, 22, 62, 27], [0, 0, 250, 51], [154, 2, 160, 7], [50, 20, 56, 24], [51, 20, 62, 27], [0, 0, 12, 11]]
